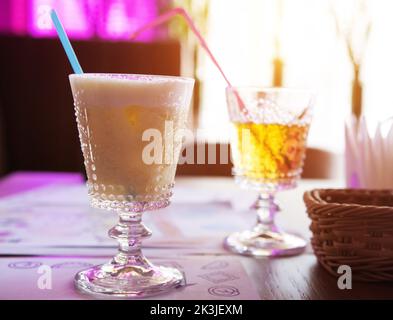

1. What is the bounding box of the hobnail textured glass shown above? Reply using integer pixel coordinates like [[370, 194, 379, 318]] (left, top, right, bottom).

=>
[[88, 182, 174, 212], [225, 87, 314, 257], [69, 73, 194, 298]]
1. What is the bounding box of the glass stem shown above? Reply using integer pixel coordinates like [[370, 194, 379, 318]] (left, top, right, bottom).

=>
[[254, 193, 280, 228], [108, 212, 152, 266]]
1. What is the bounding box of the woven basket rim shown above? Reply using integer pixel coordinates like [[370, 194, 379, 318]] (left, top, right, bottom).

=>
[[304, 189, 393, 211], [304, 188, 393, 282]]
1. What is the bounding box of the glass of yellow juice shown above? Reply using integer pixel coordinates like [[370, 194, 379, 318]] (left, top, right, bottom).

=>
[[225, 87, 313, 257]]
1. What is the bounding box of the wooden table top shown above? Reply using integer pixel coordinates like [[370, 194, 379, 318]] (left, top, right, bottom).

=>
[[1, 173, 392, 300]]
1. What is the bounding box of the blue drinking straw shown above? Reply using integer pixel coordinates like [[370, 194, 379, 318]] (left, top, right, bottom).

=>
[[50, 9, 83, 74]]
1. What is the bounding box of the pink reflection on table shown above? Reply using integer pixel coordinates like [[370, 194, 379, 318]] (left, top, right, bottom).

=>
[[0, 172, 84, 198]]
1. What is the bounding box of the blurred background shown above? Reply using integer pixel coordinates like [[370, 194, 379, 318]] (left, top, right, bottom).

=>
[[0, 0, 392, 180]]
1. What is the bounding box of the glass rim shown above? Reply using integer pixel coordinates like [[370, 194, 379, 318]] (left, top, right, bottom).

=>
[[69, 73, 195, 84], [226, 85, 315, 96]]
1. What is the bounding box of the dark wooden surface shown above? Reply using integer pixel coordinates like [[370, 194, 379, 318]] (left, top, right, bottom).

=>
[[241, 254, 393, 300], [175, 177, 393, 299]]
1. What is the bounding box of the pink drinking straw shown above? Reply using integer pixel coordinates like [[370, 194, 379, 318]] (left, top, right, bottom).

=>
[[130, 7, 247, 112]]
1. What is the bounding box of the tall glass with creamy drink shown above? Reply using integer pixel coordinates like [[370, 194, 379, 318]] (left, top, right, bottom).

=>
[[69, 73, 194, 298]]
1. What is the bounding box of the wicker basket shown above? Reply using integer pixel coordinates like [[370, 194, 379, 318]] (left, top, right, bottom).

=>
[[304, 189, 393, 282]]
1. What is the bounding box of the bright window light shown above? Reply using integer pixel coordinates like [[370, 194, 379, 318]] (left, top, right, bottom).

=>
[[198, 0, 393, 153]]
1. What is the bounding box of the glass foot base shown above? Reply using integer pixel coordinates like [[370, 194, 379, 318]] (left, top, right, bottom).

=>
[[224, 228, 306, 257], [75, 263, 184, 298]]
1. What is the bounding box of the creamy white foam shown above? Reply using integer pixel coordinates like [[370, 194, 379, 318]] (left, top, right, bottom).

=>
[[69, 73, 194, 108], [69, 73, 194, 202]]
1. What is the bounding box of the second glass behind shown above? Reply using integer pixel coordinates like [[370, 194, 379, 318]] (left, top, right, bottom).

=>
[[226, 87, 314, 257]]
